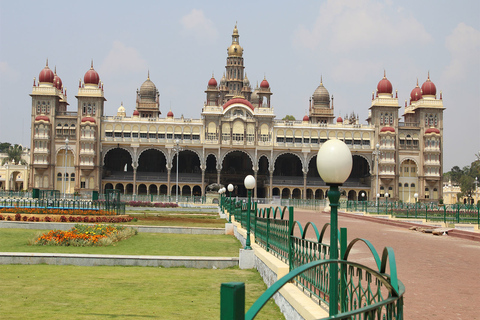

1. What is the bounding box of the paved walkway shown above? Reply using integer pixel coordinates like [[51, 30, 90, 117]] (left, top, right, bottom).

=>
[[294, 208, 480, 320]]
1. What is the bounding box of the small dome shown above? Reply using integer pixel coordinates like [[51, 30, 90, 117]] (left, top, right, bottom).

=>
[[81, 117, 96, 123], [117, 105, 126, 113], [53, 70, 62, 90], [39, 62, 54, 83], [313, 80, 330, 105], [421, 73, 436, 96], [139, 74, 158, 101], [337, 116, 343, 123], [425, 127, 440, 134], [380, 126, 395, 133], [208, 76, 217, 87], [243, 75, 250, 87], [167, 110, 174, 118], [35, 115, 50, 122], [84, 62, 100, 85], [303, 115, 310, 122], [377, 72, 393, 94], [228, 43, 243, 57], [251, 89, 259, 102], [260, 77, 269, 89], [220, 73, 227, 86], [410, 80, 422, 102], [133, 110, 139, 116], [222, 98, 255, 111]]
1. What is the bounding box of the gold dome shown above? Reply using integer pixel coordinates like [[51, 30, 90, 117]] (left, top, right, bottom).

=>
[[227, 24, 243, 57]]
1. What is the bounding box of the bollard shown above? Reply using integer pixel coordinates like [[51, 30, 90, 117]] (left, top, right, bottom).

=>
[[220, 282, 245, 320]]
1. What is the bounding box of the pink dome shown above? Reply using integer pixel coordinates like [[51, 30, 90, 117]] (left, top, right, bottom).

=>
[[377, 72, 393, 94], [421, 74, 436, 96], [410, 81, 422, 102], [208, 77, 217, 87], [35, 115, 50, 122], [84, 62, 100, 85], [222, 98, 255, 111], [425, 127, 440, 134], [81, 117, 96, 123], [133, 110, 139, 116], [303, 115, 309, 121], [39, 64, 54, 83], [167, 110, 174, 117], [337, 116, 343, 123], [53, 73, 62, 90], [260, 78, 270, 89], [380, 126, 395, 133]]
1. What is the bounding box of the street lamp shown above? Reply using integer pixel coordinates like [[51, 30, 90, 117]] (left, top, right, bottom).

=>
[[244, 175, 256, 250], [228, 184, 234, 223], [414, 193, 418, 218], [475, 177, 479, 207], [373, 143, 382, 206], [173, 139, 183, 204], [385, 192, 389, 214], [316, 139, 353, 317], [361, 192, 366, 212], [376, 193, 380, 214], [63, 138, 69, 199]]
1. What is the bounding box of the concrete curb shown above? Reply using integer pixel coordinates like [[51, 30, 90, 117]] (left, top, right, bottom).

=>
[[0, 252, 238, 269]]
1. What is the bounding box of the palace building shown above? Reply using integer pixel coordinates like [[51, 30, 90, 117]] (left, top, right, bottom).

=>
[[28, 25, 445, 202]]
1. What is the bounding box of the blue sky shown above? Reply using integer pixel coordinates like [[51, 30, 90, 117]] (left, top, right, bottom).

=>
[[0, 0, 478, 171]]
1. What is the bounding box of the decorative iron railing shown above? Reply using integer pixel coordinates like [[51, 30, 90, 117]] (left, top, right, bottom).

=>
[[219, 198, 405, 318]]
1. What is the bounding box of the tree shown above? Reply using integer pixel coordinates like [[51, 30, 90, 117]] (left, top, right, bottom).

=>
[[1, 144, 27, 166], [0, 142, 11, 153], [282, 115, 296, 121]]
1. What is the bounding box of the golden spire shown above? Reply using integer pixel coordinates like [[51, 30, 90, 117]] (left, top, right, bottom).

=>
[[91, 59, 94, 69], [147, 70, 150, 80]]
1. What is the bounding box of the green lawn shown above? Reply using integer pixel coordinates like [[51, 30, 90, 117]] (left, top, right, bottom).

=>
[[124, 211, 228, 228], [0, 228, 241, 256], [0, 265, 284, 319]]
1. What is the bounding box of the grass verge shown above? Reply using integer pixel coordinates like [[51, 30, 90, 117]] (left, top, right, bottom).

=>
[[0, 228, 241, 256], [0, 265, 284, 320]]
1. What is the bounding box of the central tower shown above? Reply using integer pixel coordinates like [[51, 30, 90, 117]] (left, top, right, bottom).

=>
[[224, 24, 245, 100]]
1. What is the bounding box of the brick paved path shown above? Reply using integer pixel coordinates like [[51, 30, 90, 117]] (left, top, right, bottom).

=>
[[293, 208, 480, 320]]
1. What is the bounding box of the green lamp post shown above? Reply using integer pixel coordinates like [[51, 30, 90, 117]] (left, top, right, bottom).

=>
[[228, 184, 234, 223], [316, 139, 353, 317], [385, 192, 389, 214], [244, 175, 255, 250]]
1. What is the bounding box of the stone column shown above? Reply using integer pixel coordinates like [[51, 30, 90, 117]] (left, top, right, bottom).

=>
[[254, 169, 258, 199], [201, 167, 206, 196], [132, 162, 138, 196], [167, 167, 171, 196], [269, 170, 274, 199], [303, 171, 307, 200]]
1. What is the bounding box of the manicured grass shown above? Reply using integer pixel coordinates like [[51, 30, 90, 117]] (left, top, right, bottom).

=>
[[0, 228, 241, 256], [0, 265, 284, 320], [125, 212, 228, 228]]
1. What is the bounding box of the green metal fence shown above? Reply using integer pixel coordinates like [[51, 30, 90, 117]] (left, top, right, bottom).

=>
[[346, 200, 480, 225], [220, 199, 405, 319]]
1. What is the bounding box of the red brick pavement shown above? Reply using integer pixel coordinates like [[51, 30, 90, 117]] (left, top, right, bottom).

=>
[[292, 208, 480, 320]]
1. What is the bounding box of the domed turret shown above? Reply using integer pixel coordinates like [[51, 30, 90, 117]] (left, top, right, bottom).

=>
[[337, 116, 343, 123], [421, 73, 436, 97], [53, 67, 62, 90], [243, 73, 250, 87], [167, 110, 174, 118], [208, 76, 217, 87], [133, 110, 139, 117], [39, 60, 54, 84], [410, 79, 422, 102], [117, 103, 126, 117], [227, 24, 243, 57], [303, 115, 310, 122], [84, 61, 100, 85], [312, 78, 330, 106], [139, 72, 158, 102], [377, 71, 393, 95], [260, 77, 270, 89]]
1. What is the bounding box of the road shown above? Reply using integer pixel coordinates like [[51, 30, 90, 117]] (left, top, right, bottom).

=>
[[291, 208, 480, 320]]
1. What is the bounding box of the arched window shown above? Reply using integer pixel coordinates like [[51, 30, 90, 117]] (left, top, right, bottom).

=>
[[57, 173, 62, 181], [71, 173, 75, 181]]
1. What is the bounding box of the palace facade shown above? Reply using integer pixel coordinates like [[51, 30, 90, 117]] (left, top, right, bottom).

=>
[[28, 25, 445, 202]]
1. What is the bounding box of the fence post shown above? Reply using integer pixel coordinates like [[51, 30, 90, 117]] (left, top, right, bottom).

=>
[[340, 227, 347, 312], [220, 282, 245, 320], [288, 206, 294, 272]]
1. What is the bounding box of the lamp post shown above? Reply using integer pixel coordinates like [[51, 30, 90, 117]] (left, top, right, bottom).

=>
[[173, 139, 183, 204], [385, 192, 389, 214], [63, 138, 69, 199], [361, 192, 366, 212], [414, 193, 418, 218], [316, 139, 353, 317], [475, 177, 479, 207], [373, 143, 381, 206], [244, 175, 256, 250], [228, 184, 234, 223], [376, 193, 380, 214]]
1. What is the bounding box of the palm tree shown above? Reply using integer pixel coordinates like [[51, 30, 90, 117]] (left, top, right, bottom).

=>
[[1, 144, 27, 166]]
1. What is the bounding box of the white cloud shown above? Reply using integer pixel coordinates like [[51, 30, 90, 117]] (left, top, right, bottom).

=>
[[331, 58, 383, 84], [0, 61, 20, 82], [180, 9, 218, 43], [98, 41, 148, 76], [294, 0, 432, 53], [442, 23, 480, 82]]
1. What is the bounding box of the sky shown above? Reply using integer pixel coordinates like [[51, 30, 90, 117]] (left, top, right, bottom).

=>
[[0, 0, 478, 171]]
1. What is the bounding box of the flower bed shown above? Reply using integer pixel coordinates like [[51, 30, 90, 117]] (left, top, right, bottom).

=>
[[0, 207, 115, 216], [126, 201, 178, 208], [32, 224, 137, 246], [0, 213, 134, 223]]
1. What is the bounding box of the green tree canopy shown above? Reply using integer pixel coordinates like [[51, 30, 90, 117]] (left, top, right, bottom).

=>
[[1, 144, 27, 166], [282, 115, 296, 121], [0, 142, 12, 153]]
